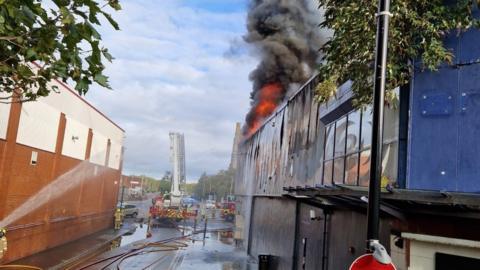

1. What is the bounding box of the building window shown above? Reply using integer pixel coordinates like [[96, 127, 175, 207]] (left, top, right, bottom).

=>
[[345, 153, 359, 185], [435, 253, 480, 270], [321, 100, 399, 186]]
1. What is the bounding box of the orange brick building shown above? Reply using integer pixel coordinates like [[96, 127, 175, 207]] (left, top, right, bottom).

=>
[[0, 78, 124, 263]]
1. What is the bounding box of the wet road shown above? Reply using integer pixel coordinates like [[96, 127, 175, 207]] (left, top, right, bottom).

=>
[[78, 207, 256, 270]]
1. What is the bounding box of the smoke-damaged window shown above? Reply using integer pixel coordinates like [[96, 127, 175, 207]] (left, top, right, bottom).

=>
[[321, 105, 399, 187], [345, 154, 359, 185], [323, 160, 333, 185], [324, 124, 334, 160], [333, 158, 344, 183], [347, 111, 361, 154], [334, 116, 346, 157], [359, 150, 371, 187], [361, 106, 373, 149]]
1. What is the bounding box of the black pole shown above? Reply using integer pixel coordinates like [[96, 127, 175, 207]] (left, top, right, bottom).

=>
[[120, 186, 125, 208], [203, 217, 208, 246], [367, 0, 391, 250]]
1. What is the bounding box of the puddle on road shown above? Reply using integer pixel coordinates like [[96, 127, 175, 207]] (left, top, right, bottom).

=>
[[178, 230, 256, 270], [101, 217, 256, 270], [120, 222, 148, 247]]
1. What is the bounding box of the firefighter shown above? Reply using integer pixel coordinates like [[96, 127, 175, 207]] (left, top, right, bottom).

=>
[[114, 208, 123, 230], [0, 228, 6, 260]]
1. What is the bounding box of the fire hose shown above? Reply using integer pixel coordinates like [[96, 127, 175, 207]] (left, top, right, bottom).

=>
[[0, 265, 43, 270], [77, 226, 233, 270]]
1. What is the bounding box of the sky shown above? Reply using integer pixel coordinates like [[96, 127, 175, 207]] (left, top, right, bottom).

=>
[[85, 0, 256, 181]]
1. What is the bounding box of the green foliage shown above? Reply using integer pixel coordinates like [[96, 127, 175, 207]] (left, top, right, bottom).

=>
[[138, 174, 171, 194], [184, 183, 197, 195], [193, 168, 235, 200], [0, 0, 121, 101], [315, 0, 480, 106]]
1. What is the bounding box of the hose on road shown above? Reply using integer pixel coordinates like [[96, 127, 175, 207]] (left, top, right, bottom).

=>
[[77, 226, 233, 270], [0, 265, 43, 270]]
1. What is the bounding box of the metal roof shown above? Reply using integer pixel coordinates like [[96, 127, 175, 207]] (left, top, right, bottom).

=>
[[283, 184, 480, 220]]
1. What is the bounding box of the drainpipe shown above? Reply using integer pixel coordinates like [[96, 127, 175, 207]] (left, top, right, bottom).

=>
[[321, 211, 330, 270], [292, 202, 300, 270]]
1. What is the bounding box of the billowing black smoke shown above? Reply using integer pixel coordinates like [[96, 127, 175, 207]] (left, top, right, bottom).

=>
[[244, 0, 325, 136]]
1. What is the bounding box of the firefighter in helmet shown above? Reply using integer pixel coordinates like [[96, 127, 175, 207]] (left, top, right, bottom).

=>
[[114, 208, 123, 230], [0, 228, 7, 260]]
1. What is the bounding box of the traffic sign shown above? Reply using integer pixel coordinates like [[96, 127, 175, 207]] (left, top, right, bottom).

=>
[[349, 254, 397, 270]]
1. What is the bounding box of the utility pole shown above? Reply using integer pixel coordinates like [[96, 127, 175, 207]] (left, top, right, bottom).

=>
[[367, 0, 391, 251], [120, 186, 125, 208]]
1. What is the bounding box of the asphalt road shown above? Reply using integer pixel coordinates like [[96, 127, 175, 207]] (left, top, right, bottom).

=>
[[78, 199, 255, 270]]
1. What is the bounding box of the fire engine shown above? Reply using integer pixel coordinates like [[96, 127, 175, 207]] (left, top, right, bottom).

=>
[[221, 195, 236, 222], [149, 194, 196, 220]]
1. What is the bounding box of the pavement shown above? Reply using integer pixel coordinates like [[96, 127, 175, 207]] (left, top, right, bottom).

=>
[[10, 223, 136, 270]]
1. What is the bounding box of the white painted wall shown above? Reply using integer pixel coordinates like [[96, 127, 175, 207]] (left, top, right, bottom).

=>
[[108, 141, 122, 170], [17, 101, 60, 152], [13, 67, 124, 167], [404, 233, 480, 270], [42, 80, 124, 144], [0, 93, 11, 139], [90, 132, 108, 166], [62, 116, 89, 160]]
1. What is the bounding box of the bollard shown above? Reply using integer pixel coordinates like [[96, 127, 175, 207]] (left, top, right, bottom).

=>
[[193, 210, 198, 232], [146, 215, 152, 238], [258, 255, 272, 270], [203, 217, 208, 246]]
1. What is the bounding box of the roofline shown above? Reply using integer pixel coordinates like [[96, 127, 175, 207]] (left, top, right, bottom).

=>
[[245, 73, 320, 141], [31, 62, 125, 132]]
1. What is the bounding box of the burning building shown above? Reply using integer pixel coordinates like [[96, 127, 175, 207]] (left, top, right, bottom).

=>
[[243, 0, 326, 136], [235, 1, 480, 270], [0, 77, 124, 263]]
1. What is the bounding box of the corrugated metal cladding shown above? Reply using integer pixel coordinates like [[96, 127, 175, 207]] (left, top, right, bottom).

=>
[[249, 197, 297, 270], [236, 75, 399, 196], [236, 76, 324, 196], [408, 26, 480, 192]]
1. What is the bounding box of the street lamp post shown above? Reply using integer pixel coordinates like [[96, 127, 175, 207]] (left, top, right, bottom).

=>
[[367, 0, 392, 251]]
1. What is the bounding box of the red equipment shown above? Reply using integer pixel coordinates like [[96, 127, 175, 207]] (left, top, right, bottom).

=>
[[149, 194, 196, 220], [221, 201, 235, 222], [349, 254, 397, 270]]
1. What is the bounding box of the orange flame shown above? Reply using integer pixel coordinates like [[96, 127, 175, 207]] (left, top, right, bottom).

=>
[[246, 82, 283, 137]]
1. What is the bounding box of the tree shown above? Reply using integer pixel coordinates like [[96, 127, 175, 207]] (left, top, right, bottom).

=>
[[184, 183, 197, 195], [193, 169, 235, 200], [0, 0, 121, 102], [315, 0, 479, 107]]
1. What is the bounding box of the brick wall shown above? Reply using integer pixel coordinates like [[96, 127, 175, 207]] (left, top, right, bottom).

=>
[[0, 98, 123, 263]]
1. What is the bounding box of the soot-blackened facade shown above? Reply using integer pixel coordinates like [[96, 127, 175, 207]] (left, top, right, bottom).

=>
[[235, 25, 480, 270]]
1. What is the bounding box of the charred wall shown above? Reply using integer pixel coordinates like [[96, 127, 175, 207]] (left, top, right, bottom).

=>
[[236, 75, 324, 197], [249, 196, 297, 270], [235, 75, 394, 269]]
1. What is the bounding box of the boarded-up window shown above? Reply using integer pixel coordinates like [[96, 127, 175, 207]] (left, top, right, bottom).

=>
[[62, 117, 89, 160], [17, 101, 60, 152], [90, 132, 108, 165]]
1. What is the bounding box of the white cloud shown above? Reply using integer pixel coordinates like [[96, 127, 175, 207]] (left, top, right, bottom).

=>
[[85, 0, 255, 180]]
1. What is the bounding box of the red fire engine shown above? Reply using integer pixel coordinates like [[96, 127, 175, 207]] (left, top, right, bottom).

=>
[[221, 195, 236, 222], [149, 194, 196, 220]]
